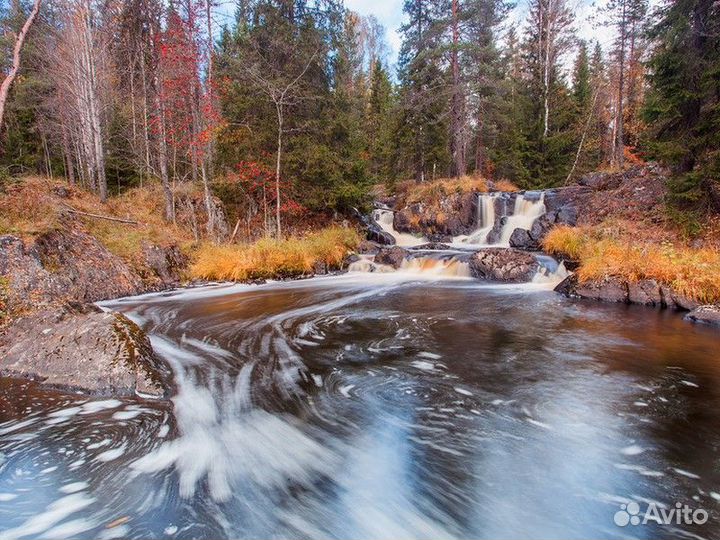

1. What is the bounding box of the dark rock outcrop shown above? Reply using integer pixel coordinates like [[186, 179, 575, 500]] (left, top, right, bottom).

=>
[[555, 275, 701, 311], [411, 242, 454, 250], [350, 208, 395, 246], [627, 279, 663, 306], [574, 276, 629, 303], [0, 306, 171, 397], [356, 240, 381, 254], [141, 242, 188, 285], [393, 192, 478, 238], [1, 231, 143, 313], [684, 305, 720, 327], [509, 228, 534, 250], [1, 229, 190, 317], [374, 246, 410, 269], [468, 248, 539, 282]]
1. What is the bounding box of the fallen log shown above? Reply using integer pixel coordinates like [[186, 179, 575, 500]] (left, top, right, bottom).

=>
[[61, 204, 139, 225]]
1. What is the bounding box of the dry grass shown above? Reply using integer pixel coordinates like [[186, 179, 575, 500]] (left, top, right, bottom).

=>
[[543, 225, 720, 303], [0, 177, 196, 265], [395, 175, 489, 206], [191, 226, 360, 281]]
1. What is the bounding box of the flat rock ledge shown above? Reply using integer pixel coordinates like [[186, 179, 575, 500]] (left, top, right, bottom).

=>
[[0, 306, 172, 398], [555, 275, 701, 312], [684, 305, 720, 327]]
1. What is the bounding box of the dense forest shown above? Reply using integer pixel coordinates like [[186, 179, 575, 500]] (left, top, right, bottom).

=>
[[1, 0, 719, 238]]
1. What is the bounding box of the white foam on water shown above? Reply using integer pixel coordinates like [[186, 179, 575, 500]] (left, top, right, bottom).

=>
[[95, 445, 126, 463], [111, 410, 142, 421], [86, 439, 111, 450], [80, 400, 122, 414], [0, 492, 95, 540], [410, 360, 437, 372], [673, 468, 701, 479], [59, 482, 89, 494], [130, 362, 338, 502], [42, 518, 97, 540], [621, 445, 645, 456]]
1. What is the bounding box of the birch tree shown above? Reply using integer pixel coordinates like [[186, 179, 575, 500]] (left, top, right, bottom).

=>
[[0, 0, 41, 132]]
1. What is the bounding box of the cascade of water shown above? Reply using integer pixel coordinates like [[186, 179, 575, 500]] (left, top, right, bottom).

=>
[[372, 209, 427, 247], [398, 256, 471, 278], [349, 253, 471, 278], [498, 192, 546, 245], [532, 256, 570, 287], [458, 193, 497, 245]]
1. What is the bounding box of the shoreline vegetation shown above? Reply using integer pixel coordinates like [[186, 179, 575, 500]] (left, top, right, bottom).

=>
[[191, 227, 360, 282], [544, 226, 720, 304]]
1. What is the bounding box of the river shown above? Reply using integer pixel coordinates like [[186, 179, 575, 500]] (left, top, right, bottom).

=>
[[0, 271, 719, 539]]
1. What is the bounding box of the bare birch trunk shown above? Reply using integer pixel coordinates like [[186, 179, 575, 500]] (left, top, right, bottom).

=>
[[275, 104, 283, 239], [0, 0, 41, 131]]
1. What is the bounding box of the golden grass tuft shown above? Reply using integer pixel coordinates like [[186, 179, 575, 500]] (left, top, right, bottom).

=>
[[190, 226, 360, 281], [395, 175, 488, 206], [543, 225, 720, 303]]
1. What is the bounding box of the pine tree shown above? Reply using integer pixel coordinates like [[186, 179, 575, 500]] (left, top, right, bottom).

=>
[[572, 41, 591, 110], [396, 0, 449, 182], [518, 0, 576, 187], [367, 60, 394, 182]]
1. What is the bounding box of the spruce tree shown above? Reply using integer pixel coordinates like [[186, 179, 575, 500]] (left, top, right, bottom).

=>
[[644, 0, 720, 211]]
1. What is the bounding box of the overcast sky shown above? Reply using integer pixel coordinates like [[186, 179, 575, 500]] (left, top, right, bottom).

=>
[[343, 0, 618, 73]]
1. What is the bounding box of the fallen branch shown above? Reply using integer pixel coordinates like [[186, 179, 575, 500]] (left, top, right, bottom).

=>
[[61, 204, 139, 225]]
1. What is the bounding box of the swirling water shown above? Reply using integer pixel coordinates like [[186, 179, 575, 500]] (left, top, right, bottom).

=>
[[1, 272, 720, 539]]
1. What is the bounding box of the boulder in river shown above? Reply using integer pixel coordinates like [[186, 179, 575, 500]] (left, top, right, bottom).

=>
[[374, 246, 410, 269], [684, 305, 720, 328], [468, 248, 539, 282], [508, 228, 535, 250], [411, 242, 454, 250], [0, 306, 172, 398], [554, 274, 628, 303]]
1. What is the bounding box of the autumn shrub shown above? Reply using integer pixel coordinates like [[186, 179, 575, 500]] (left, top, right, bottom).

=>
[[190, 226, 360, 281], [543, 225, 720, 303]]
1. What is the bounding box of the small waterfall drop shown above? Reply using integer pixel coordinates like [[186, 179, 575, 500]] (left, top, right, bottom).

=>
[[454, 191, 546, 248], [349, 253, 471, 278], [373, 209, 427, 247], [398, 256, 471, 278], [458, 193, 497, 245], [498, 192, 546, 245]]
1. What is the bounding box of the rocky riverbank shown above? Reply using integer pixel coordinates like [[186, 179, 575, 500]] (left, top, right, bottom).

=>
[[0, 226, 185, 397]]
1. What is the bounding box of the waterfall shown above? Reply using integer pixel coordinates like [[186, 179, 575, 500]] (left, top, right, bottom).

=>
[[454, 191, 546, 248], [459, 193, 497, 245], [532, 255, 570, 286], [373, 209, 427, 247], [398, 257, 471, 278], [498, 192, 546, 245]]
